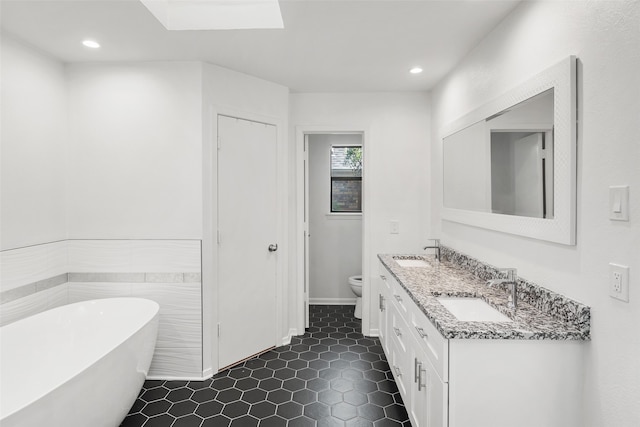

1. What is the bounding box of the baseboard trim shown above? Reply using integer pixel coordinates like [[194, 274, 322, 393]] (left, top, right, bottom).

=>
[[282, 328, 298, 346], [147, 374, 207, 381], [201, 367, 214, 379], [309, 298, 356, 305], [368, 328, 379, 338]]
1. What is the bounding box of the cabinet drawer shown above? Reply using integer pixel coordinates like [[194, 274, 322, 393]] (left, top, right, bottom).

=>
[[408, 303, 448, 382], [390, 301, 411, 354], [379, 269, 392, 293], [386, 273, 411, 317]]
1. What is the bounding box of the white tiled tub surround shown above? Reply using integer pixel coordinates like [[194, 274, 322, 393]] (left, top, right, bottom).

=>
[[0, 240, 68, 294], [0, 240, 203, 379], [66, 240, 201, 273], [0, 241, 69, 325]]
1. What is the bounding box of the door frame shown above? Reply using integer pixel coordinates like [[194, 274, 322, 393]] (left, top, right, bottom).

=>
[[203, 106, 287, 378], [295, 125, 371, 335]]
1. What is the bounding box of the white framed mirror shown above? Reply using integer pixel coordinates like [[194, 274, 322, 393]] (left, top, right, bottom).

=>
[[441, 56, 577, 245]]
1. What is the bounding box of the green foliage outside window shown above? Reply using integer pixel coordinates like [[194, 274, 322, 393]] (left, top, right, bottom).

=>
[[345, 147, 363, 176]]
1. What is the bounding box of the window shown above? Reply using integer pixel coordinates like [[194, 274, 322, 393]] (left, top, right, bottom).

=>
[[330, 145, 362, 213]]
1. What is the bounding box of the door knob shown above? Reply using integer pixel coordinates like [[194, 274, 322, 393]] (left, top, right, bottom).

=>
[[268, 244, 278, 252]]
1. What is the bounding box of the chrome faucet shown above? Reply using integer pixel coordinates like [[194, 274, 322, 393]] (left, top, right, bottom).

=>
[[423, 239, 440, 261], [487, 268, 518, 309]]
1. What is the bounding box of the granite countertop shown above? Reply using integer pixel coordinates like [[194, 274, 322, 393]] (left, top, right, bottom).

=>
[[378, 254, 590, 340]]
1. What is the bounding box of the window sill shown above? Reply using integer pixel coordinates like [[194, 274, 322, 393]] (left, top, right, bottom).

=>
[[325, 213, 363, 220]]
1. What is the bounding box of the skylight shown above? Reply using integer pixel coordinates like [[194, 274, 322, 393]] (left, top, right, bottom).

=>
[[139, 0, 284, 31]]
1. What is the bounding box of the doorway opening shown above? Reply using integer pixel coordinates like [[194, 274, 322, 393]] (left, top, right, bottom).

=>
[[298, 130, 368, 332]]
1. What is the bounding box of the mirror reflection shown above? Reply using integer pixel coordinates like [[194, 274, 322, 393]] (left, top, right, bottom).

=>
[[443, 89, 554, 219]]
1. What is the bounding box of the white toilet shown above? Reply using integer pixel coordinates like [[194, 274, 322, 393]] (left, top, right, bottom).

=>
[[349, 275, 363, 319]]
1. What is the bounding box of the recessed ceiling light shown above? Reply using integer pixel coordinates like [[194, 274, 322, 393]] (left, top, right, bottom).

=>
[[82, 40, 100, 49], [409, 67, 423, 74]]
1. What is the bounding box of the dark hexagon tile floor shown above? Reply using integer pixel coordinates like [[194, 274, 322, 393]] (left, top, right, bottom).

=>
[[121, 305, 410, 427]]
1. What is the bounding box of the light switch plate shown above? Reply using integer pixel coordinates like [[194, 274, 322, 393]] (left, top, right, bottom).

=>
[[390, 220, 400, 234], [609, 185, 629, 221], [609, 263, 629, 302]]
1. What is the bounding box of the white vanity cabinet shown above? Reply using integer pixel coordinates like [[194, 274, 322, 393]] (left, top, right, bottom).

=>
[[377, 261, 584, 427], [378, 264, 448, 427]]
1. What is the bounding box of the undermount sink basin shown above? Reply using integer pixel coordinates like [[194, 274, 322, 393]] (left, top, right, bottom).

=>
[[394, 258, 429, 268], [437, 297, 512, 322]]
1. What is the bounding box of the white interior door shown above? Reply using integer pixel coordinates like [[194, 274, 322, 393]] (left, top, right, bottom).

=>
[[218, 115, 278, 370]]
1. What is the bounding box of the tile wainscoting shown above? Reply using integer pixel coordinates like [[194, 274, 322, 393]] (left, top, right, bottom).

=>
[[0, 239, 203, 379]]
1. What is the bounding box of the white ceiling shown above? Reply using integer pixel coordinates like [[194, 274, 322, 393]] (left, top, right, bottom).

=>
[[0, 0, 521, 92]]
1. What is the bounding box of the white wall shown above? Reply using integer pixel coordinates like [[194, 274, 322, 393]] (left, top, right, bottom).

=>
[[1, 41, 292, 379], [1, 35, 68, 250], [289, 92, 431, 333], [430, 1, 640, 426], [64, 61, 291, 377], [66, 61, 203, 239], [308, 134, 362, 303]]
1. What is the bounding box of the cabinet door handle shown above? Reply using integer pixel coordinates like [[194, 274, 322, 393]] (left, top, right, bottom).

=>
[[394, 365, 402, 377], [418, 365, 427, 391], [379, 294, 385, 311], [415, 326, 428, 339], [393, 326, 402, 337], [414, 358, 421, 383], [380, 275, 386, 281], [394, 294, 402, 302]]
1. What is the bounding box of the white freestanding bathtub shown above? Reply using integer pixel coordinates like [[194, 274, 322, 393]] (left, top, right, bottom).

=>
[[0, 298, 159, 427]]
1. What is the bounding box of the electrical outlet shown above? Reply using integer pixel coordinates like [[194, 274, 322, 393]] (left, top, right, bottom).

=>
[[612, 272, 622, 292], [609, 263, 629, 302], [390, 220, 400, 234]]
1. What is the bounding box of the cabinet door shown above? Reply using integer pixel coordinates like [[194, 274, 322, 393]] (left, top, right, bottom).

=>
[[388, 301, 412, 402], [410, 342, 448, 427], [378, 291, 389, 353], [378, 270, 392, 354]]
